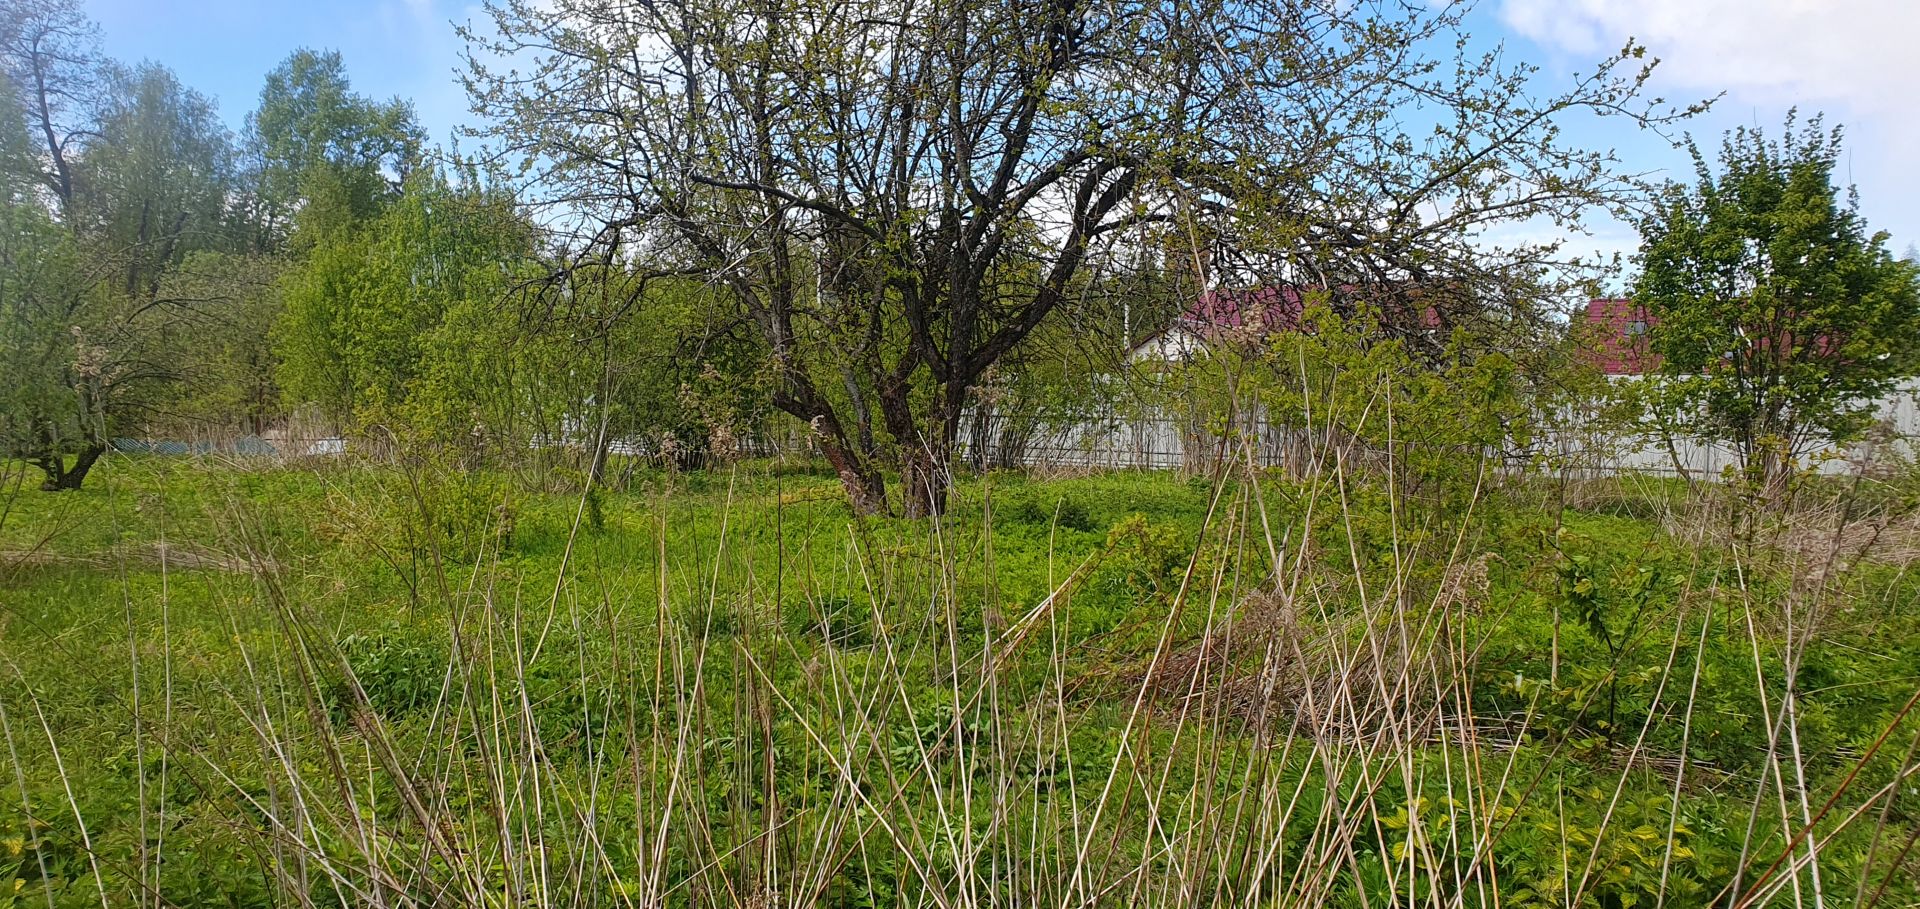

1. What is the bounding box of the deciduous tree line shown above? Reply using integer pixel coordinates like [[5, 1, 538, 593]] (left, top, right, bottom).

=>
[[5, 0, 1915, 509], [1, 0, 435, 488], [1, 0, 760, 491]]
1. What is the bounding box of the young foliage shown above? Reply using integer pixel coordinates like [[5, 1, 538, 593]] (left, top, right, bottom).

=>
[[275, 173, 537, 448], [1, 3, 269, 489], [248, 48, 423, 244], [1634, 115, 1920, 496], [464, 0, 1689, 517]]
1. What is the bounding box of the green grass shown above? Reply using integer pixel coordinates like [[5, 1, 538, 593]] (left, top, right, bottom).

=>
[[0, 454, 1916, 907]]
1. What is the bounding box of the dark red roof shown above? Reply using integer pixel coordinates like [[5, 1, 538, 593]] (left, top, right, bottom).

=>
[[1583, 298, 1659, 375], [1181, 284, 1446, 343], [1182, 286, 1307, 339]]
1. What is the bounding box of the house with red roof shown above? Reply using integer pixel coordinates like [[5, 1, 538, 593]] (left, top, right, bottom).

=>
[[1129, 284, 1450, 364], [1582, 297, 1854, 376], [1584, 298, 1659, 375]]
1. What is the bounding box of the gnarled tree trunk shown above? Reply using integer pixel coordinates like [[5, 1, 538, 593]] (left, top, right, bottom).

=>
[[899, 444, 947, 519], [35, 443, 106, 491], [878, 378, 961, 519], [819, 435, 890, 517], [778, 375, 892, 516]]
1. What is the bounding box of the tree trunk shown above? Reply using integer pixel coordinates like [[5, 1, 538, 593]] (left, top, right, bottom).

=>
[[1742, 409, 1795, 509], [587, 435, 611, 485], [772, 377, 890, 515], [37, 444, 106, 491], [878, 379, 958, 519], [968, 398, 994, 472], [900, 443, 948, 519], [819, 436, 890, 516], [1756, 444, 1794, 506], [29, 65, 75, 219], [910, 387, 970, 518]]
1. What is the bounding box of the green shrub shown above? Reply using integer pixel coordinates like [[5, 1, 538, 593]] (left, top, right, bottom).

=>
[[331, 624, 449, 720], [318, 467, 516, 604], [997, 491, 1098, 533], [784, 594, 874, 648]]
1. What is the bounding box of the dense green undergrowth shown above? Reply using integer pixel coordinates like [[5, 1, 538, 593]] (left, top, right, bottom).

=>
[[0, 456, 1916, 907]]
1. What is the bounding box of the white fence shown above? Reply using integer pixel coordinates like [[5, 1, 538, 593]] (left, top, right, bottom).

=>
[[112, 383, 1920, 480], [958, 381, 1920, 478], [959, 411, 1313, 473], [1552, 380, 1920, 478]]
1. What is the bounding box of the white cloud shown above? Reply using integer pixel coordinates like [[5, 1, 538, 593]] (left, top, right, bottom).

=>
[[1499, 0, 1920, 247], [380, 0, 440, 45], [1499, 0, 1919, 118]]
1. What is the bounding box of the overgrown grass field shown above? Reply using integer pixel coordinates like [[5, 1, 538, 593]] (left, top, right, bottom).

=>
[[0, 455, 1916, 907]]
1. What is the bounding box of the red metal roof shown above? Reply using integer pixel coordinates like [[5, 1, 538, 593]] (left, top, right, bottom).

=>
[[1180, 284, 1445, 343], [1584, 298, 1659, 375]]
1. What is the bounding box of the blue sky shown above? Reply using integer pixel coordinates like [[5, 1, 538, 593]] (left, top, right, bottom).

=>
[[85, 0, 1919, 268], [86, 0, 479, 150]]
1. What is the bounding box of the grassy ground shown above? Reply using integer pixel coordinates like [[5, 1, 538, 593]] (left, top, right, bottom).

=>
[[0, 454, 1916, 907]]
